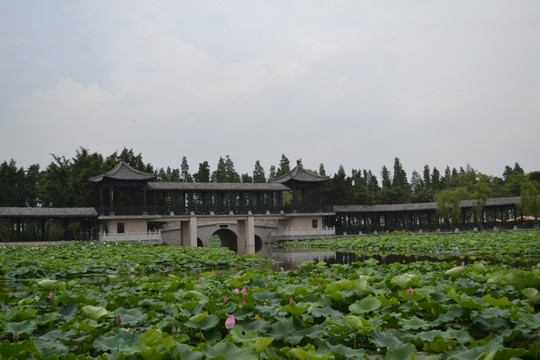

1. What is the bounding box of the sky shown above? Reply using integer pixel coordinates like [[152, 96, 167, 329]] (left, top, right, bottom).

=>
[[1, 1, 539, 180]]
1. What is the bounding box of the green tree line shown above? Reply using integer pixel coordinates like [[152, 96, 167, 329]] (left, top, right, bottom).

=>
[[0, 148, 538, 218]]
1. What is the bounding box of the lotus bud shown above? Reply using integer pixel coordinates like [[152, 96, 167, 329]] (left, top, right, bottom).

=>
[[115, 314, 122, 325], [6, 307, 10, 314], [233, 288, 239, 294], [241, 286, 247, 295], [289, 297, 295, 306], [386, 291, 390, 297], [48, 291, 54, 298], [242, 300, 247, 305], [211, 270, 215, 275], [280, 266, 284, 271], [225, 315, 235, 329], [408, 286, 413, 295], [317, 283, 321, 290], [224, 295, 229, 302], [199, 276, 203, 281], [158, 291, 162, 296], [171, 326, 176, 333], [461, 261, 465, 266], [13, 331, 19, 341]]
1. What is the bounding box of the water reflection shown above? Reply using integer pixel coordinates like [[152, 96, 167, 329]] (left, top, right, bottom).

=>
[[256, 242, 540, 270]]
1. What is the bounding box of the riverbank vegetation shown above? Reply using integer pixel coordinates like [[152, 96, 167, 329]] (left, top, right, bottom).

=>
[[1, 147, 538, 210], [1, 231, 540, 358]]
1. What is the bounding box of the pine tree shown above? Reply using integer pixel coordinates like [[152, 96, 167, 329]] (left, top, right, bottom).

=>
[[253, 160, 266, 183]]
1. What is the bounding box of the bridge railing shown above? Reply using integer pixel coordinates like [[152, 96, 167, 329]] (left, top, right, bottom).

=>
[[99, 231, 162, 244], [97, 205, 334, 216], [270, 226, 335, 239]]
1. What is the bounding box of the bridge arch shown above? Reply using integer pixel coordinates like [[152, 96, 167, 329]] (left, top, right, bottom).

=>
[[212, 229, 238, 252]]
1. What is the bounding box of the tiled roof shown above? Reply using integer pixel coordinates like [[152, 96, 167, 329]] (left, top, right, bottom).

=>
[[0, 207, 98, 218], [89, 161, 157, 182], [147, 182, 290, 192], [333, 196, 521, 213], [269, 160, 330, 184]]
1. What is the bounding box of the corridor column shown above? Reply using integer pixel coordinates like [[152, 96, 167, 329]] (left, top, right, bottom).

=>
[[181, 215, 198, 247], [237, 215, 255, 255]]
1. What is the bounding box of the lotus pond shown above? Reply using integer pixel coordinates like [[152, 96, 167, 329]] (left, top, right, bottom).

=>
[[0, 230, 539, 359]]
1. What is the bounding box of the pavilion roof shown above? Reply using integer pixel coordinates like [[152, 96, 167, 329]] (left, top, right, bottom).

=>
[[269, 160, 330, 184], [147, 182, 289, 192], [89, 161, 157, 183]]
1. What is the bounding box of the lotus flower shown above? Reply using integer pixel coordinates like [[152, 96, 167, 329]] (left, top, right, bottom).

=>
[[280, 266, 284, 271], [233, 288, 240, 294], [225, 315, 235, 329], [115, 314, 122, 325], [408, 286, 413, 295], [158, 291, 162, 296], [48, 291, 54, 298], [461, 261, 465, 266], [241, 286, 247, 295], [199, 276, 203, 281], [317, 283, 321, 290], [242, 300, 247, 305], [386, 291, 390, 297], [224, 295, 229, 302], [211, 270, 215, 275], [171, 326, 176, 333], [13, 331, 19, 341], [289, 297, 295, 306], [6, 307, 11, 314]]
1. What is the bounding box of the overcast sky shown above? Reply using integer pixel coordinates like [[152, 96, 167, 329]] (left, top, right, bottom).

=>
[[1, 1, 539, 179]]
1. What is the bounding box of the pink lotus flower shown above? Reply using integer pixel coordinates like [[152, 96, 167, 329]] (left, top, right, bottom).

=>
[[461, 261, 465, 266], [280, 266, 284, 271], [386, 291, 390, 297], [241, 286, 247, 295], [48, 291, 54, 298], [116, 314, 122, 325], [199, 276, 203, 281], [408, 286, 413, 295], [289, 297, 295, 306], [224, 295, 229, 302], [242, 300, 247, 305], [158, 291, 162, 296], [317, 283, 321, 290], [171, 326, 176, 333], [211, 270, 215, 275], [6, 307, 11, 314], [13, 331, 19, 341], [225, 315, 235, 329], [263, 283, 267, 288], [233, 288, 240, 294]]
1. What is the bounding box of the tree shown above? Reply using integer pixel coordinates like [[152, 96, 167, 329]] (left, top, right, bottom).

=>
[[410, 170, 424, 194], [180, 156, 192, 182], [211, 157, 226, 183], [431, 167, 441, 191], [276, 154, 290, 177], [224, 155, 240, 182], [268, 165, 276, 180], [0, 160, 26, 206], [436, 187, 469, 226], [422, 165, 431, 188], [519, 173, 540, 226], [381, 166, 392, 189], [252, 161, 266, 183], [392, 157, 409, 190], [193, 161, 210, 182], [241, 173, 253, 183], [41, 155, 73, 207], [319, 163, 326, 177]]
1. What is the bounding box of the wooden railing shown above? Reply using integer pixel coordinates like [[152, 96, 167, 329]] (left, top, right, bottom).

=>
[[270, 227, 335, 239]]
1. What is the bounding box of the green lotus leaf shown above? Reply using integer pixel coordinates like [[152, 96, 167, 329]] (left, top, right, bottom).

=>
[[115, 307, 148, 326], [254, 337, 273, 354], [81, 305, 109, 321], [172, 344, 204, 360], [517, 312, 540, 329], [349, 296, 381, 315], [36, 278, 58, 289], [93, 329, 141, 353], [414, 330, 453, 342], [445, 265, 466, 277], [33, 330, 69, 357], [185, 314, 219, 330], [230, 326, 258, 343], [4, 319, 38, 335], [385, 342, 416, 360], [390, 273, 417, 289], [318, 342, 366, 359], [399, 316, 432, 330], [200, 339, 257, 360], [287, 346, 333, 360], [482, 294, 511, 307], [189, 311, 208, 324], [448, 339, 502, 360], [522, 288, 540, 304], [344, 315, 374, 330], [281, 303, 310, 316], [370, 329, 402, 348], [478, 307, 511, 319], [185, 290, 206, 299]]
